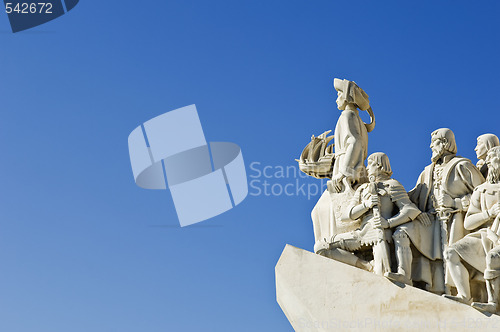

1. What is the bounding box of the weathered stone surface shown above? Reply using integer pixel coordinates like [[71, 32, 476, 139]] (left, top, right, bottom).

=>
[[311, 189, 361, 245], [276, 245, 500, 332]]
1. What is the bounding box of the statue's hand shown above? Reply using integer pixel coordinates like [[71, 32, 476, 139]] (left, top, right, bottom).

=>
[[437, 193, 454, 209], [332, 173, 345, 192], [314, 239, 330, 253], [363, 194, 378, 209], [488, 203, 500, 218], [379, 217, 390, 229], [417, 212, 432, 227]]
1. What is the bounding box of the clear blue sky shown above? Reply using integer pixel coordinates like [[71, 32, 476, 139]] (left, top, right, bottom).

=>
[[1, 1, 499, 331]]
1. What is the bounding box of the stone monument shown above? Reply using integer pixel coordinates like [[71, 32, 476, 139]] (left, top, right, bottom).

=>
[[277, 78, 500, 331]]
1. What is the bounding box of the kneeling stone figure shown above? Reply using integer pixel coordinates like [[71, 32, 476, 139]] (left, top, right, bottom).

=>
[[316, 152, 423, 283]]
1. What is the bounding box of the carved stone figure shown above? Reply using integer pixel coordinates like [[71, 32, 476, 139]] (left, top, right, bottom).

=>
[[475, 134, 500, 179], [394, 128, 484, 294], [443, 146, 500, 313], [309, 79, 376, 252], [315, 153, 421, 277], [331, 78, 375, 193]]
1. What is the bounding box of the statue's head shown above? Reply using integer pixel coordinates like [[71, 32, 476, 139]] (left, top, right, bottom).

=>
[[475, 134, 500, 160], [367, 152, 392, 180], [486, 146, 500, 183], [333, 79, 370, 111], [430, 128, 457, 163]]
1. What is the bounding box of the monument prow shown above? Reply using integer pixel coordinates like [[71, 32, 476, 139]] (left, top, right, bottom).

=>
[[276, 245, 500, 332]]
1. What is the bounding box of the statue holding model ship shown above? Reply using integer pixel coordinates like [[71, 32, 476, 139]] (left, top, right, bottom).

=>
[[304, 79, 377, 252]]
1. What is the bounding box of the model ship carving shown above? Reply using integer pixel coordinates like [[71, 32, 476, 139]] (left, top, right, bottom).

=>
[[296, 130, 334, 179]]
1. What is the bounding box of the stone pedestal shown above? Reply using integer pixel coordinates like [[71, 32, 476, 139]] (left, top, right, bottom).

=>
[[276, 245, 500, 332]]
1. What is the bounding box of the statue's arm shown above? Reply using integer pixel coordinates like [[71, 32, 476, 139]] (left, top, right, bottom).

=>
[[464, 189, 491, 230], [389, 199, 421, 228], [341, 186, 369, 222], [387, 181, 422, 228]]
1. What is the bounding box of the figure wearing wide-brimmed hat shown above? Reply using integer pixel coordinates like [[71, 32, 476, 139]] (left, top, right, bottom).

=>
[[331, 78, 375, 193]]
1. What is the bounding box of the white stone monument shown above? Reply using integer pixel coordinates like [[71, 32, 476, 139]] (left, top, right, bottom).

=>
[[278, 78, 500, 331]]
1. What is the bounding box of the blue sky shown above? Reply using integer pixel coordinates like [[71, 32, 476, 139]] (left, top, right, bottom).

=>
[[1, 1, 500, 331]]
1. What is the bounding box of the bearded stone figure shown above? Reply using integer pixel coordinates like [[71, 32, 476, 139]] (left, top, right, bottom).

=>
[[393, 128, 484, 294]]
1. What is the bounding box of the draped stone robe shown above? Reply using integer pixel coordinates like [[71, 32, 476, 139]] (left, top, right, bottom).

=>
[[398, 155, 484, 290]]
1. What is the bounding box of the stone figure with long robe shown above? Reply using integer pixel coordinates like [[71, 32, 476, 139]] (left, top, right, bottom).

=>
[[330, 78, 375, 193], [392, 128, 484, 294], [312, 79, 376, 252]]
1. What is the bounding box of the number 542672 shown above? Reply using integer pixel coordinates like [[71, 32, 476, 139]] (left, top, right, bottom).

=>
[[5, 2, 53, 14]]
